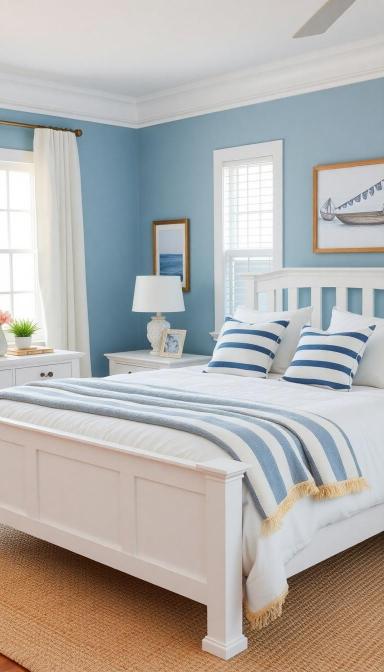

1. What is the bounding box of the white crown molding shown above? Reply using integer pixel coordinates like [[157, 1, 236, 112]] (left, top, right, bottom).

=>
[[136, 36, 384, 127], [0, 71, 139, 128], [0, 36, 383, 130]]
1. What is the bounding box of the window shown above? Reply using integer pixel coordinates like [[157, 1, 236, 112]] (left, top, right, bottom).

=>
[[0, 149, 43, 341], [214, 141, 283, 330]]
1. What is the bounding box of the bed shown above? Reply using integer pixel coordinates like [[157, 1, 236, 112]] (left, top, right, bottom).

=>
[[0, 267, 383, 660]]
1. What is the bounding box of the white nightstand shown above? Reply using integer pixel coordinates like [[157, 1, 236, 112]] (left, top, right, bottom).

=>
[[104, 350, 210, 376], [0, 350, 84, 389]]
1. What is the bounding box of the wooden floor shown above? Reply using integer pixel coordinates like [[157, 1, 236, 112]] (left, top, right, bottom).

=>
[[0, 655, 27, 671]]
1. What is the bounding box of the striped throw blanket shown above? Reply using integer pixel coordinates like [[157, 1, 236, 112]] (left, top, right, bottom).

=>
[[0, 379, 367, 534]]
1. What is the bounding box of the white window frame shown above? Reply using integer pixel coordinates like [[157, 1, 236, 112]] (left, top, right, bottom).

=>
[[213, 140, 283, 331], [0, 147, 44, 344]]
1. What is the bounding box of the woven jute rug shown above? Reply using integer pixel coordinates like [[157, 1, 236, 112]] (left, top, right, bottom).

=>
[[0, 525, 382, 672]]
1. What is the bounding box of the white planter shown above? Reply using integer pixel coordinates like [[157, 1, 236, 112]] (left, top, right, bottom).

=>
[[0, 327, 7, 356], [15, 336, 32, 350]]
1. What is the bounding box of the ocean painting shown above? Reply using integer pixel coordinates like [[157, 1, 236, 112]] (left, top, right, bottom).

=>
[[153, 219, 190, 290], [159, 253, 184, 280]]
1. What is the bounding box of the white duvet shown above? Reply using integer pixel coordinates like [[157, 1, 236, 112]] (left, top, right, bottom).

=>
[[0, 366, 383, 621]]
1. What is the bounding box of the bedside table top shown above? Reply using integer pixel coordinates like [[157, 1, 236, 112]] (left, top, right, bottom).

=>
[[104, 349, 210, 368], [0, 349, 83, 369]]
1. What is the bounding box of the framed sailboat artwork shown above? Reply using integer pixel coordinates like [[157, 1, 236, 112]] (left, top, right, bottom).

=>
[[313, 158, 384, 253]]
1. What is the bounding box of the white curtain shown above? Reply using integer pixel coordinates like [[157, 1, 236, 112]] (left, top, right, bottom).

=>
[[33, 129, 91, 376]]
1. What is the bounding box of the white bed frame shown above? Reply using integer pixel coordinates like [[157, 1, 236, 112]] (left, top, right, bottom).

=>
[[0, 268, 383, 660]]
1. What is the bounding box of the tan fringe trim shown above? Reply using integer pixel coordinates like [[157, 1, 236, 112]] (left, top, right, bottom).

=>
[[261, 478, 368, 535], [314, 477, 368, 500], [261, 482, 318, 535], [245, 589, 289, 630]]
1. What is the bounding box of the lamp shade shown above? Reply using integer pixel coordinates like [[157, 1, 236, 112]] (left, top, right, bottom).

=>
[[132, 275, 185, 313]]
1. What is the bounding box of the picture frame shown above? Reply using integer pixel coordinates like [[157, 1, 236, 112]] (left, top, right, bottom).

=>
[[153, 218, 190, 291], [313, 158, 384, 253], [159, 329, 187, 358]]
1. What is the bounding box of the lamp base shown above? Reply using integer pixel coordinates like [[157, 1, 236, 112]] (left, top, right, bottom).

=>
[[147, 314, 170, 354]]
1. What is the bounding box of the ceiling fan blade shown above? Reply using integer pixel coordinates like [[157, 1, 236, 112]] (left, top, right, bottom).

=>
[[293, 0, 357, 38]]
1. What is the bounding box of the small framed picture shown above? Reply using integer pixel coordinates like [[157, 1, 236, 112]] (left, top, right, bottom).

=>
[[153, 218, 190, 291], [159, 329, 186, 358]]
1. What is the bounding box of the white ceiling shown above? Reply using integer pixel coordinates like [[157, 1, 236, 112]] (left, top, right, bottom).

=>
[[0, 0, 383, 98]]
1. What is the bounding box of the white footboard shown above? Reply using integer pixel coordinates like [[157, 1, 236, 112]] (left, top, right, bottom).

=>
[[0, 418, 248, 659]]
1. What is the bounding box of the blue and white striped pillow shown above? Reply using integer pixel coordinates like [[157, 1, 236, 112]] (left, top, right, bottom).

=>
[[205, 317, 289, 377], [282, 325, 375, 390]]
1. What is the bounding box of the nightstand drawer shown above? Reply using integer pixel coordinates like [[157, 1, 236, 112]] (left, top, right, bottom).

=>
[[105, 350, 210, 375], [109, 362, 153, 375], [0, 369, 13, 389], [15, 362, 73, 386]]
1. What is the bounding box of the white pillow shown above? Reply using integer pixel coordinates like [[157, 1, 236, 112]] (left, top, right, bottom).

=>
[[234, 305, 313, 374], [329, 307, 384, 388], [205, 317, 289, 377], [282, 324, 374, 391]]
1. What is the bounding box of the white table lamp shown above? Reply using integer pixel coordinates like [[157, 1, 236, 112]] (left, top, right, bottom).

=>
[[132, 275, 185, 354]]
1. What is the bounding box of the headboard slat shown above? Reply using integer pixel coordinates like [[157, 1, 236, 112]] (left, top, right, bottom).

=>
[[245, 276, 257, 310], [311, 287, 322, 328], [335, 286, 348, 312], [275, 288, 283, 312], [287, 288, 298, 311], [241, 269, 384, 328], [266, 291, 275, 311], [362, 288, 374, 317]]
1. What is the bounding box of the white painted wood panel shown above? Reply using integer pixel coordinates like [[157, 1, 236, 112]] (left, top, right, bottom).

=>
[[0, 351, 82, 387], [311, 286, 322, 328], [335, 286, 348, 312], [243, 268, 384, 327], [265, 291, 275, 311], [0, 418, 249, 659], [287, 287, 298, 311], [362, 287, 374, 317], [0, 369, 13, 389], [15, 361, 72, 385], [135, 478, 206, 579], [275, 288, 283, 311], [106, 351, 210, 376], [0, 440, 25, 514], [202, 465, 248, 659], [109, 362, 147, 375], [38, 451, 121, 546]]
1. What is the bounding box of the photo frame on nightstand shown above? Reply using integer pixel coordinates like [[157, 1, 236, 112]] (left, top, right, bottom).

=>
[[159, 329, 187, 358]]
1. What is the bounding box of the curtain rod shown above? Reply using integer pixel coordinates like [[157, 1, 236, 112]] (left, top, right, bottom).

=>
[[0, 119, 83, 137]]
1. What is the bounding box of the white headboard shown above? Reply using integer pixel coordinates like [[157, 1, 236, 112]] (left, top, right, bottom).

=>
[[243, 268, 384, 329]]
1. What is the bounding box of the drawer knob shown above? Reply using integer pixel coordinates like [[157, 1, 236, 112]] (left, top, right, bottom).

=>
[[40, 371, 54, 378]]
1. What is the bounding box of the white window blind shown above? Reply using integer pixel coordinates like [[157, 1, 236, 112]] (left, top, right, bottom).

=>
[[214, 141, 282, 330], [0, 151, 44, 341], [223, 157, 274, 315]]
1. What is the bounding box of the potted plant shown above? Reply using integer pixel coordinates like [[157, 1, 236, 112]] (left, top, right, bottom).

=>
[[8, 319, 39, 350], [0, 310, 12, 356]]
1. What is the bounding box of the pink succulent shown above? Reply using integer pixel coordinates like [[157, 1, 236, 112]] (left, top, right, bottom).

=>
[[0, 310, 13, 326]]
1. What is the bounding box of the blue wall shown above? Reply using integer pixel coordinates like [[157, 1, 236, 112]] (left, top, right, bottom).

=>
[[1, 77, 383, 369], [138, 77, 384, 355], [0, 109, 140, 375]]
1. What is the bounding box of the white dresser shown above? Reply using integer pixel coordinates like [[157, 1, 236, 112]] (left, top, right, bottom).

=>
[[105, 350, 210, 375], [0, 350, 84, 389]]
